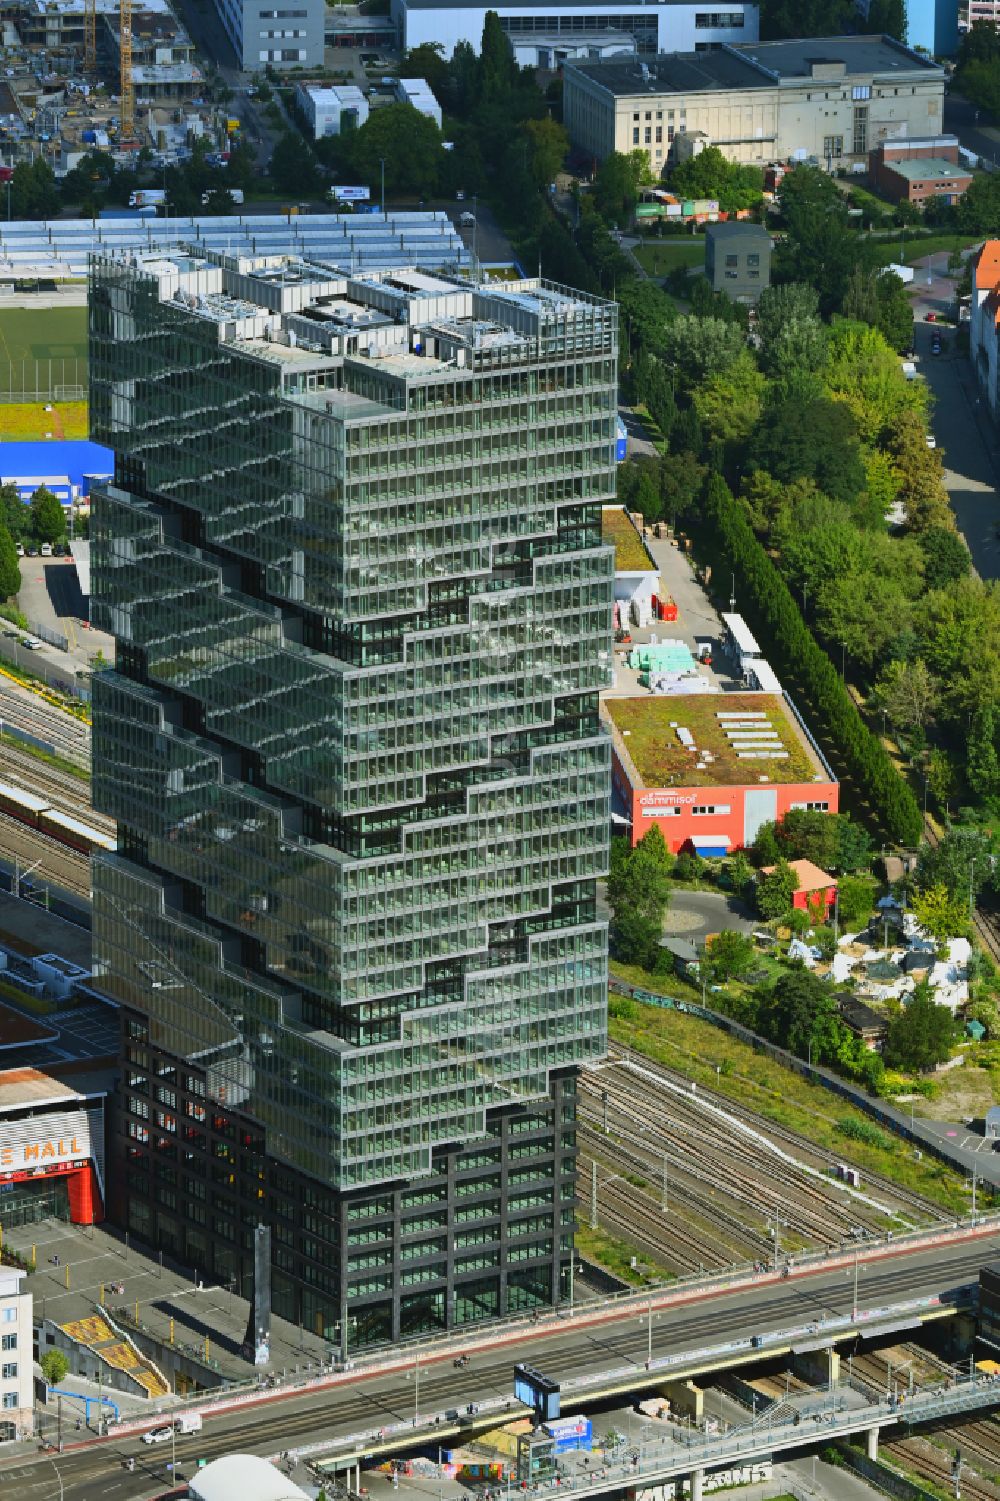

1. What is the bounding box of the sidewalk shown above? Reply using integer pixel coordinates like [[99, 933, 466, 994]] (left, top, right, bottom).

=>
[[8, 1218, 333, 1393]]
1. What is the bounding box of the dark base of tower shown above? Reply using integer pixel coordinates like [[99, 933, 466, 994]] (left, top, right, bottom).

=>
[[111, 1022, 580, 1354]]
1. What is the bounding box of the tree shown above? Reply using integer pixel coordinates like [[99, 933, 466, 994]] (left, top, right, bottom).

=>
[[30, 487, 66, 546], [759, 967, 846, 1064], [344, 105, 444, 198], [268, 132, 319, 197], [0, 525, 19, 601], [756, 860, 799, 920], [0, 486, 26, 544], [40, 1350, 69, 1388], [480, 8, 517, 101], [617, 279, 675, 357], [834, 815, 873, 874], [522, 117, 568, 190], [402, 42, 449, 95], [669, 146, 764, 212], [918, 527, 970, 590], [661, 316, 746, 387], [915, 827, 996, 905], [657, 451, 705, 529], [872, 659, 939, 737], [772, 808, 839, 870], [866, 0, 906, 38], [607, 827, 673, 969], [706, 928, 755, 982], [692, 351, 766, 452], [884, 983, 958, 1072], [968, 705, 1000, 801], [837, 874, 877, 930], [594, 150, 648, 226], [911, 882, 971, 942], [748, 398, 866, 506], [755, 282, 827, 377], [774, 163, 873, 315], [10, 157, 59, 220]]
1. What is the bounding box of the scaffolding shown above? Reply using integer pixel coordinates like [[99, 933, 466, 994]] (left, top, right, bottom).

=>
[[84, 0, 96, 73], [120, 0, 134, 140]]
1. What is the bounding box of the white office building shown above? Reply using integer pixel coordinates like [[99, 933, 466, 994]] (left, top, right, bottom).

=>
[[0, 1268, 32, 1442], [295, 82, 370, 138], [389, 0, 759, 63], [212, 0, 325, 69], [395, 77, 442, 126]]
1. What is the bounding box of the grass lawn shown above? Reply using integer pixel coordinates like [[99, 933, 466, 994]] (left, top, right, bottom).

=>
[[607, 977, 971, 1215], [0, 401, 88, 439], [601, 505, 653, 572], [871, 233, 981, 268], [0, 306, 88, 395], [632, 239, 706, 277], [603, 691, 820, 787]]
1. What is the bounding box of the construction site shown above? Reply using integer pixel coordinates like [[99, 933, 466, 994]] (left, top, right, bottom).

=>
[[0, 0, 225, 183]]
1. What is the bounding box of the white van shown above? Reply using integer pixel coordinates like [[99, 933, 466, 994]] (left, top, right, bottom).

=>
[[175, 1412, 202, 1435], [40, 543, 52, 557]]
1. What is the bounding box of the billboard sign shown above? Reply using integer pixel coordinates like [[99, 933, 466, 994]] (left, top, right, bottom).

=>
[[330, 185, 371, 202]]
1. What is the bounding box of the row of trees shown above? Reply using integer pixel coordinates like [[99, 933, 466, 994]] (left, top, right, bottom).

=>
[[700, 472, 923, 844]]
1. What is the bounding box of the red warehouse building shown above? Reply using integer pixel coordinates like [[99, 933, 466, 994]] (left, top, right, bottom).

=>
[[604, 691, 839, 853]]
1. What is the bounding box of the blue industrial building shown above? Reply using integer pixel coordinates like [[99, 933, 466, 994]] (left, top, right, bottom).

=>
[[0, 441, 113, 505]]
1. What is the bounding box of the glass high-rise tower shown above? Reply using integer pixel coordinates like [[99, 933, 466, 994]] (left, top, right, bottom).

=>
[[89, 246, 615, 1347]]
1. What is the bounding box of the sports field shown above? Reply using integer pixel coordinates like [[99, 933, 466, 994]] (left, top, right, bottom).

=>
[[0, 401, 89, 439], [0, 305, 88, 396]]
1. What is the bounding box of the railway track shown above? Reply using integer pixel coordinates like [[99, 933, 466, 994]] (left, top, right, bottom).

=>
[[0, 809, 91, 899], [884, 1436, 1000, 1501], [0, 749, 112, 842], [578, 1050, 945, 1270], [0, 679, 91, 765], [582, 1073, 872, 1248], [603, 1045, 947, 1225]]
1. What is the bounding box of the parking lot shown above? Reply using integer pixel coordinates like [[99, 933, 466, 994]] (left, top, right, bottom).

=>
[[16, 555, 114, 673]]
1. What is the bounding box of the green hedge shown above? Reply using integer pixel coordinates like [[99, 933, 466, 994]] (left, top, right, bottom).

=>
[[701, 475, 923, 846]]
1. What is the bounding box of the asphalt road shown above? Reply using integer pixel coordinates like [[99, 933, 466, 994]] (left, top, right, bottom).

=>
[[944, 90, 1000, 168], [907, 289, 1000, 580], [8, 1234, 999, 1501]]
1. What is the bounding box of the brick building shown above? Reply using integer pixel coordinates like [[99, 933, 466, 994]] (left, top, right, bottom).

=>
[[871, 136, 972, 205]]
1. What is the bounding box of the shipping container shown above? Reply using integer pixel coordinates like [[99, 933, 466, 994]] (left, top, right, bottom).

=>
[[543, 1416, 592, 1452]]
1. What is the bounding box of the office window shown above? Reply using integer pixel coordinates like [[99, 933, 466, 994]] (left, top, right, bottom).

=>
[[655, 126, 662, 142], [851, 84, 871, 101], [823, 134, 843, 158], [747, 253, 759, 267], [633, 128, 640, 144], [1, 1364, 16, 1380], [852, 106, 868, 155], [724, 255, 738, 267], [1, 1395, 14, 1410], [644, 128, 651, 143], [0, 1336, 15, 1352], [0, 1311, 14, 1325]]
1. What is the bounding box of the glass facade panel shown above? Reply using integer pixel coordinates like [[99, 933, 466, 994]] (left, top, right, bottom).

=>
[[90, 249, 614, 1336]]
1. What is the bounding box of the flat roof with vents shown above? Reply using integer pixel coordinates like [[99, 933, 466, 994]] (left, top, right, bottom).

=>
[[603, 691, 827, 787]]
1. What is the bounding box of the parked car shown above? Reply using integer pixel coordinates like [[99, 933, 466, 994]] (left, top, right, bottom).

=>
[[14, 544, 23, 557], [931, 337, 942, 356], [926, 435, 937, 449], [21, 638, 42, 650], [925, 311, 938, 322], [142, 1426, 174, 1446], [25, 546, 37, 557], [40, 542, 52, 557]]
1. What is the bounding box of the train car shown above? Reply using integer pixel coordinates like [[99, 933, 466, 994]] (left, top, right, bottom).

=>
[[0, 779, 49, 830], [38, 808, 116, 855]]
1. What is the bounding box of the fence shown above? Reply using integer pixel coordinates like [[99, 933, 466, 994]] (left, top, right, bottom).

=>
[[0, 359, 87, 402], [836, 1444, 941, 1501], [25, 619, 70, 652]]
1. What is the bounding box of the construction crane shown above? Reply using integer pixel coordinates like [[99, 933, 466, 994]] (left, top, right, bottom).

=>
[[120, 0, 135, 141], [84, 0, 96, 74]]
